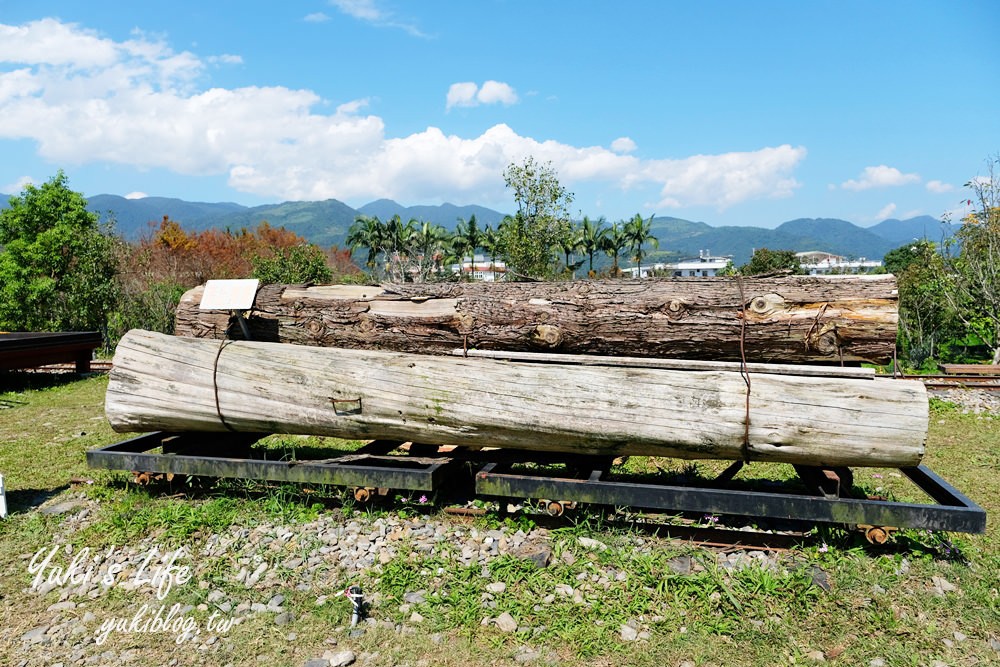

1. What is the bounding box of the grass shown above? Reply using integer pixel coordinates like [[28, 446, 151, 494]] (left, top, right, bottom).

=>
[[0, 371, 998, 666]]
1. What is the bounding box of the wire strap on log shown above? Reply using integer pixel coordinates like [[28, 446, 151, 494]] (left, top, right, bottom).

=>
[[736, 276, 752, 462], [212, 336, 236, 432]]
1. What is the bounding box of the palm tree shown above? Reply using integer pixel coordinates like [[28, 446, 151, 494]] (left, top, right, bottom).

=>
[[482, 224, 502, 279], [601, 220, 629, 277], [411, 221, 451, 281], [345, 215, 386, 272], [454, 215, 483, 280], [625, 213, 659, 277], [382, 215, 417, 281], [557, 222, 584, 279], [580, 216, 608, 276]]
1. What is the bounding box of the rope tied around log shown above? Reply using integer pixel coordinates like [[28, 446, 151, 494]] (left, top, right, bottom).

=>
[[212, 337, 236, 432], [211, 291, 263, 432], [736, 276, 752, 462]]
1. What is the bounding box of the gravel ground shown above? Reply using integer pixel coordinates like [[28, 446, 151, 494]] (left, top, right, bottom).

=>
[[8, 493, 807, 667], [927, 387, 1000, 415]]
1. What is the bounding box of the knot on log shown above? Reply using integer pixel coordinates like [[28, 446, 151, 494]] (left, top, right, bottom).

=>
[[306, 319, 327, 338], [748, 293, 786, 316], [662, 299, 689, 320], [456, 313, 475, 334], [806, 323, 841, 356], [357, 316, 378, 335], [530, 324, 564, 349]]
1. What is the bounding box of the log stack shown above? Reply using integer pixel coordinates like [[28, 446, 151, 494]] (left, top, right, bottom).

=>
[[174, 275, 899, 364], [103, 275, 927, 468], [106, 330, 926, 468]]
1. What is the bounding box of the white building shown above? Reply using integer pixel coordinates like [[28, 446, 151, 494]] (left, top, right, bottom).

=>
[[449, 254, 508, 282], [796, 251, 882, 275], [624, 250, 732, 278]]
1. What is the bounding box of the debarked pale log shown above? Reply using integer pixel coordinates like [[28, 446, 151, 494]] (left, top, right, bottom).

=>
[[174, 275, 900, 365], [106, 330, 927, 468]]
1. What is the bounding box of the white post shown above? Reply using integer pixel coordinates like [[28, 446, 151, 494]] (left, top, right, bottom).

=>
[[0, 473, 7, 519]]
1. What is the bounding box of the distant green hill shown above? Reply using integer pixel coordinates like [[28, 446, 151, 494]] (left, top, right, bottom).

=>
[[643, 216, 893, 265], [3, 191, 944, 264], [86, 195, 246, 238], [867, 216, 954, 247], [201, 199, 360, 248], [357, 199, 507, 230]]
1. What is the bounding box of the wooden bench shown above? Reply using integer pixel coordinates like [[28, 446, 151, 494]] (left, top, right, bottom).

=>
[[938, 363, 1000, 376]]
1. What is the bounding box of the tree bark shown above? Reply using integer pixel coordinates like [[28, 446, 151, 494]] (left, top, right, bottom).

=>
[[174, 276, 899, 365], [107, 330, 926, 468]]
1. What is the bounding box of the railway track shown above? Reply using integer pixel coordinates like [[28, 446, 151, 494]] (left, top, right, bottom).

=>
[[897, 374, 1000, 391], [13, 360, 113, 373]]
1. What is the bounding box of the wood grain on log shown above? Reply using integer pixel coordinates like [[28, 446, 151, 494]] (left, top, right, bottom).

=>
[[174, 276, 899, 364], [107, 330, 926, 467], [449, 349, 878, 379]]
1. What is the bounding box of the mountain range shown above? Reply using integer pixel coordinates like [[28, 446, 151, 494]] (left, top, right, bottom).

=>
[[2, 192, 953, 265]]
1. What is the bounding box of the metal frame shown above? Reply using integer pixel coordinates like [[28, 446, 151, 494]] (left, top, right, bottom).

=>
[[87, 432, 987, 534], [87, 432, 452, 492], [474, 461, 986, 534]]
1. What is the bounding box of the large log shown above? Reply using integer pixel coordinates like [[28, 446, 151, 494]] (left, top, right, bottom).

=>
[[106, 330, 927, 467], [174, 276, 898, 364]]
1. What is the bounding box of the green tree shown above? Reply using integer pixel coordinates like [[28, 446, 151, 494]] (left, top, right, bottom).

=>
[[884, 241, 934, 276], [382, 215, 418, 282], [579, 216, 608, 276], [409, 221, 452, 282], [0, 171, 118, 335], [481, 224, 503, 277], [346, 215, 386, 271], [453, 215, 482, 264], [942, 155, 1000, 364], [557, 221, 584, 278], [625, 213, 659, 277], [886, 239, 954, 367], [499, 157, 574, 279], [739, 248, 805, 276], [601, 220, 629, 276], [251, 244, 333, 284]]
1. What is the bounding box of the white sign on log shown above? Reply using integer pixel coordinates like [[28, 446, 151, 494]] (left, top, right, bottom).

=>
[[199, 279, 260, 311]]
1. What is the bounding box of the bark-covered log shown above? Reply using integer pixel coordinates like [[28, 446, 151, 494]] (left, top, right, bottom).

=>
[[174, 276, 899, 364], [106, 330, 927, 467]]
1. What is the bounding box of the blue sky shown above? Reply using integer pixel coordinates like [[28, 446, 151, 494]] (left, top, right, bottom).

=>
[[1, 1, 998, 227]]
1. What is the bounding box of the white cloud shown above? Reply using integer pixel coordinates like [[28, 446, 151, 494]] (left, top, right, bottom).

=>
[[841, 165, 920, 191], [304, 12, 331, 23], [610, 137, 637, 154], [446, 81, 518, 110], [2, 175, 35, 193], [875, 203, 897, 220], [208, 54, 243, 66], [0, 18, 118, 68], [331, 0, 382, 21], [336, 98, 370, 114], [329, 0, 426, 37], [0, 19, 807, 211], [445, 82, 479, 109], [648, 146, 806, 210], [477, 81, 518, 106], [124, 191, 148, 199], [925, 180, 954, 194]]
